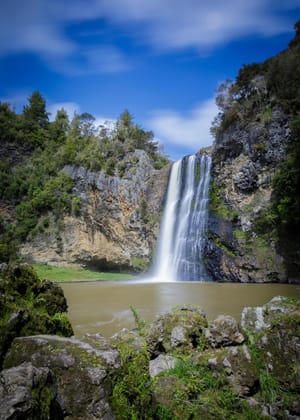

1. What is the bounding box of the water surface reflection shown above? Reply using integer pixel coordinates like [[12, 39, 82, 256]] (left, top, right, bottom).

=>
[[61, 281, 300, 337]]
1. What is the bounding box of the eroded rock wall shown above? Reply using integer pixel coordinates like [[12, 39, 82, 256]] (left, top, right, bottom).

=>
[[20, 150, 170, 272], [206, 108, 291, 282]]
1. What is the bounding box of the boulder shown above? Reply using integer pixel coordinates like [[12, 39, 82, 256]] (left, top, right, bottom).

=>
[[223, 345, 259, 396], [146, 305, 207, 355], [149, 354, 177, 378], [4, 335, 120, 419], [256, 311, 300, 392], [111, 328, 146, 349], [0, 264, 73, 369], [208, 345, 259, 397], [241, 296, 298, 334], [205, 315, 245, 348], [0, 362, 62, 419]]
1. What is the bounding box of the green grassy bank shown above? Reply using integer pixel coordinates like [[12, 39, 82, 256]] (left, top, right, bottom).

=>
[[33, 264, 134, 283]]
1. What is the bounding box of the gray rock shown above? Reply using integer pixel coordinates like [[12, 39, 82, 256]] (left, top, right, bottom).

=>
[[241, 296, 294, 334], [206, 315, 245, 348], [146, 305, 207, 355], [4, 335, 118, 419], [0, 362, 61, 419], [170, 325, 188, 348], [149, 354, 177, 378], [209, 345, 259, 397], [234, 160, 258, 193]]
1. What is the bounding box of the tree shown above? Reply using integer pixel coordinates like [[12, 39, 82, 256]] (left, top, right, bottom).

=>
[[21, 91, 50, 147], [23, 91, 49, 129], [0, 102, 18, 143], [50, 108, 69, 143]]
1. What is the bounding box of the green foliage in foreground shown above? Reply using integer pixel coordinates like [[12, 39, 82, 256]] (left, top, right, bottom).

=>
[[111, 344, 152, 420], [0, 264, 73, 368], [109, 301, 300, 420], [33, 264, 134, 282]]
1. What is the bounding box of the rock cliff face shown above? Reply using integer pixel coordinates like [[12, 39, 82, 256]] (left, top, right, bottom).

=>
[[20, 150, 170, 272], [206, 107, 291, 282]]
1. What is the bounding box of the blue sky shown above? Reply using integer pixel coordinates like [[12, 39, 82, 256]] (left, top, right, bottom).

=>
[[1, 1, 299, 160]]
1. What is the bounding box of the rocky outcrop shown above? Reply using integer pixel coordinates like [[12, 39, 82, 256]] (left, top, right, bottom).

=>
[[1, 296, 300, 419], [20, 150, 170, 272], [0, 264, 73, 370], [146, 304, 207, 356], [205, 315, 245, 348], [0, 362, 61, 419], [3, 335, 119, 419], [207, 105, 291, 282]]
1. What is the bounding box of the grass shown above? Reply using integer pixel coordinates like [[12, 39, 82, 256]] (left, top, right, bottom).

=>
[[32, 263, 134, 283]]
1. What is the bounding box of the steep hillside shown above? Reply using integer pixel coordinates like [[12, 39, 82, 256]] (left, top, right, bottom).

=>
[[0, 101, 170, 272], [20, 151, 170, 271], [206, 22, 300, 283]]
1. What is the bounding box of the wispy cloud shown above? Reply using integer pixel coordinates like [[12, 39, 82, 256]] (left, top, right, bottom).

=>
[[148, 98, 218, 155], [0, 0, 297, 75], [0, 0, 129, 74], [48, 102, 80, 121], [94, 0, 295, 50], [46, 45, 130, 76], [49, 102, 116, 134]]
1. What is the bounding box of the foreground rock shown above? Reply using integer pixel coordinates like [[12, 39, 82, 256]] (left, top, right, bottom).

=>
[[0, 264, 73, 369], [205, 314, 244, 348], [4, 335, 120, 419], [146, 304, 207, 355], [1, 296, 299, 419], [0, 362, 61, 419]]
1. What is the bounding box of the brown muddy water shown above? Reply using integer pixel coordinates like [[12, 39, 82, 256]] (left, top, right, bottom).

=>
[[61, 281, 300, 338]]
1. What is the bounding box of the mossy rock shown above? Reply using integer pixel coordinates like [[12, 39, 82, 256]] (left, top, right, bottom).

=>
[[0, 264, 73, 369], [4, 334, 121, 419], [256, 311, 300, 392], [0, 362, 62, 420], [146, 304, 208, 355]]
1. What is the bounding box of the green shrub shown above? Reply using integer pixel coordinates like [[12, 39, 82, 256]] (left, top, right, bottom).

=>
[[111, 344, 152, 419]]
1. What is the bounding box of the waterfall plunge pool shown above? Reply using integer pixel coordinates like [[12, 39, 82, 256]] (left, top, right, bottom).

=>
[[61, 281, 300, 337]]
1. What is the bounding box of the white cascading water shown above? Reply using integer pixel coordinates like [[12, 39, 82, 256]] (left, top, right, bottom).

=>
[[153, 153, 212, 282]]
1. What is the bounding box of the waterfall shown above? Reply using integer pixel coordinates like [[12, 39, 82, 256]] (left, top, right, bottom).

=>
[[154, 153, 212, 282]]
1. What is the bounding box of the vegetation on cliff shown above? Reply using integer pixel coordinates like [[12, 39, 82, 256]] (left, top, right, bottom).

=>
[[0, 96, 169, 265], [209, 21, 300, 281]]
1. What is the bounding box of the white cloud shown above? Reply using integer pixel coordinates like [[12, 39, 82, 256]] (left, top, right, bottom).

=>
[[49, 104, 117, 134], [75, 0, 297, 50], [148, 98, 218, 153], [48, 102, 81, 121], [0, 1, 74, 56], [0, 0, 297, 74], [0, 0, 129, 74], [45, 45, 130, 76], [93, 116, 116, 129]]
